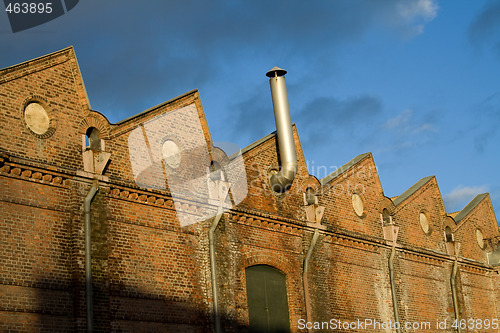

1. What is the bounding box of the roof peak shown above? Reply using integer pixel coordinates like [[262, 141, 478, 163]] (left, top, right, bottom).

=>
[[454, 193, 489, 223], [393, 176, 435, 207], [0, 46, 74, 74], [320, 153, 372, 186]]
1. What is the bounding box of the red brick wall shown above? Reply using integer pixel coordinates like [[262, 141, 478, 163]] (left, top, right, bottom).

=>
[[0, 47, 89, 172], [394, 177, 448, 253], [0, 169, 74, 331], [319, 154, 385, 239], [461, 267, 498, 331], [395, 253, 452, 332], [1, 48, 499, 332]]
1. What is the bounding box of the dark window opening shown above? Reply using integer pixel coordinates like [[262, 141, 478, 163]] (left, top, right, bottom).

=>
[[209, 161, 224, 181], [86, 127, 101, 151], [445, 226, 454, 243], [305, 187, 316, 205], [382, 208, 392, 225]]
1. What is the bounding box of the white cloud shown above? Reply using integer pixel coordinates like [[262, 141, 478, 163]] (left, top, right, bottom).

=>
[[397, 0, 438, 21], [376, 109, 438, 155], [383, 109, 435, 133], [412, 123, 435, 134], [384, 109, 412, 129], [444, 185, 489, 211], [394, 0, 438, 36]]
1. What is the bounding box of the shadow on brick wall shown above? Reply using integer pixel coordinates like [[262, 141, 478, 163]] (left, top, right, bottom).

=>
[[0, 277, 247, 332], [21, 278, 249, 333]]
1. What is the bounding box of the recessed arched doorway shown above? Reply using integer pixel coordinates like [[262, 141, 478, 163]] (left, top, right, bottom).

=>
[[245, 265, 290, 333]]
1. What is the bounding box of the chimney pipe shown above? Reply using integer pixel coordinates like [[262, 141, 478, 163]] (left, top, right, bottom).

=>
[[266, 67, 298, 192]]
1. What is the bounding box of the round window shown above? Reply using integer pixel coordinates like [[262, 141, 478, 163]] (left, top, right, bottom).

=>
[[352, 193, 364, 217], [162, 140, 181, 168], [419, 212, 431, 234], [476, 229, 485, 249], [24, 102, 50, 135]]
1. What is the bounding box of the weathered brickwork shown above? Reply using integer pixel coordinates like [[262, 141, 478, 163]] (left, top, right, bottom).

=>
[[1, 47, 499, 332]]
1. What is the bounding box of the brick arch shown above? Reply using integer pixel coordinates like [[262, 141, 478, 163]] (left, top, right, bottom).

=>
[[210, 146, 229, 167], [239, 253, 299, 329], [443, 215, 456, 231], [377, 196, 396, 215], [78, 113, 111, 139], [243, 251, 295, 275], [300, 175, 321, 193], [442, 216, 456, 242], [20, 95, 58, 139]]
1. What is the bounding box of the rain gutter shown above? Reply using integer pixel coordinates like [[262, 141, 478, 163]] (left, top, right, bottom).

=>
[[84, 179, 99, 333], [451, 256, 462, 333], [303, 228, 320, 332], [209, 205, 224, 333], [388, 245, 401, 333]]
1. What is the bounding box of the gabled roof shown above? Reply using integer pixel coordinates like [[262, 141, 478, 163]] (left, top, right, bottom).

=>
[[454, 193, 488, 224], [0, 46, 72, 77], [320, 153, 371, 186], [393, 176, 434, 206], [114, 89, 199, 125], [0, 46, 91, 111], [233, 130, 277, 159], [233, 123, 302, 160]]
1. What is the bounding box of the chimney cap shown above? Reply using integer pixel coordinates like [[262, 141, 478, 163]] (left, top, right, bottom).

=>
[[266, 66, 287, 78]]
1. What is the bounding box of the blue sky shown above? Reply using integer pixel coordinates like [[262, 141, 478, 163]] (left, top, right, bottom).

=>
[[1, 0, 499, 217]]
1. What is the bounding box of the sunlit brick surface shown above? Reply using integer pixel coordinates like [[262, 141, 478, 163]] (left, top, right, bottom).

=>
[[1, 47, 499, 332]]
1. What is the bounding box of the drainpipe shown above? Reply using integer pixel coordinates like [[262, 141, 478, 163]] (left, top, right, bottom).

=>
[[209, 204, 224, 333], [388, 245, 401, 333], [303, 228, 320, 332], [451, 247, 462, 333], [266, 67, 298, 193], [84, 179, 99, 333]]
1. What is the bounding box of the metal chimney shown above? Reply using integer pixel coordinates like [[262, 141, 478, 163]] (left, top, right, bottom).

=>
[[266, 67, 298, 192]]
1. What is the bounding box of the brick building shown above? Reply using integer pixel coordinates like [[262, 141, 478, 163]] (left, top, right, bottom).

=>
[[1, 47, 499, 332]]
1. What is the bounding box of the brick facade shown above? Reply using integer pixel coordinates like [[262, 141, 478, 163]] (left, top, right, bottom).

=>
[[1, 47, 499, 332]]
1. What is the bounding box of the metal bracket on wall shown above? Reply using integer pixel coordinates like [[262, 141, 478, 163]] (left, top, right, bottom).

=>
[[305, 204, 325, 225], [208, 179, 230, 207], [82, 149, 111, 175], [383, 224, 399, 247]]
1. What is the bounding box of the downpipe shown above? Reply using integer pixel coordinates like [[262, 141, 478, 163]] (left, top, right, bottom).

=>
[[84, 179, 99, 333], [209, 205, 224, 333], [303, 228, 320, 332], [266, 67, 298, 193], [388, 246, 401, 333], [451, 256, 462, 333]]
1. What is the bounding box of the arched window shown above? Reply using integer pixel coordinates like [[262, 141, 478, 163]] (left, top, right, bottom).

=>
[[382, 208, 392, 225], [245, 265, 290, 333], [209, 161, 225, 181], [445, 226, 454, 243], [304, 187, 316, 205], [86, 127, 101, 151]]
